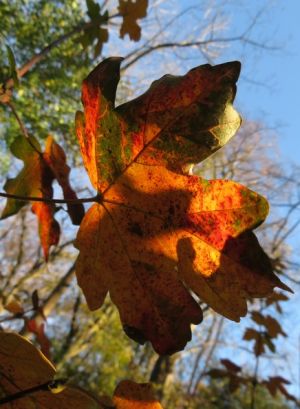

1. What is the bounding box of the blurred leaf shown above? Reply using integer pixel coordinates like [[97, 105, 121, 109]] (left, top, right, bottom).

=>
[[86, 0, 101, 20], [4, 299, 24, 315], [220, 359, 241, 374], [26, 318, 52, 360], [6, 45, 19, 87], [118, 0, 148, 41], [113, 380, 163, 408]]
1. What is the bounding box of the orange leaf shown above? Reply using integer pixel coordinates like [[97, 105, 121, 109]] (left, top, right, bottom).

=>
[[113, 380, 163, 409], [4, 299, 24, 315], [26, 318, 52, 360], [75, 59, 290, 354], [44, 136, 85, 225], [32, 202, 60, 261]]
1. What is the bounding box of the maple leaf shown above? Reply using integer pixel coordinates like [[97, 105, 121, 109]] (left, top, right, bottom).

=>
[[118, 0, 148, 41], [263, 376, 298, 403], [1, 135, 60, 259], [0, 332, 99, 408], [43, 136, 85, 225], [1, 135, 84, 259], [75, 58, 290, 355]]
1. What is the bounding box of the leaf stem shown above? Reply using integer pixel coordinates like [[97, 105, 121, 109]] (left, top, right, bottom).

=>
[[0, 192, 100, 204], [6, 102, 41, 155]]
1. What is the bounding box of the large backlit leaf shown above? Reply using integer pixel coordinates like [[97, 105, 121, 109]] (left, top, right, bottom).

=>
[[0, 332, 99, 408], [76, 58, 241, 192], [75, 59, 290, 355]]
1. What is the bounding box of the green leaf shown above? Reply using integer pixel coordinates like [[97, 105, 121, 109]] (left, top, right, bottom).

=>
[[86, 0, 101, 20], [6, 45, 19, 87]]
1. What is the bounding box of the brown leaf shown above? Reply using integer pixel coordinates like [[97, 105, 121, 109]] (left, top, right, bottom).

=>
[[113, 380, 163, 408], [0, 332, 100, 408], [118, 0, 148, 41], [31, 202, 60, 261], [1, 134, 61, 260], [4, 299, 24, 315], [44, 136, 85, 225], [221, 359, 241, 374], [263, 376, 298, 403], [26, 318, 52, 360], [251, 312, 286, 338]]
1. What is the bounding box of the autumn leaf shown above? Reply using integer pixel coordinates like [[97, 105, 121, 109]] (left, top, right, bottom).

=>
[[118, 0, 148, 41], [26, 318, 52, 360], [4, 299, 24, 315], [75, 58, 290, 355], [44, 136, 85, 225], [113, 380, 163, 409], [263, 376, 298, 403], [251, 312, 286, 338], [1, 134, 45, 218], [1, 135, 84, 258], [0, 332, 100, 408]]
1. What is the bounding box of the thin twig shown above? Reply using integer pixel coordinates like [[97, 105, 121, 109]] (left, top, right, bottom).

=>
[[0, 192, 99, 204], [6, 102, 41, 154]]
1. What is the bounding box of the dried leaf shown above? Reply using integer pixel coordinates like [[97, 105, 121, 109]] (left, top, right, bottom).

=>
[[220, 359, 241, 374], [26, 318, 52, 360], [1, 135, 61, 258], [118, 0, 148, 41], [263, 376, 298, 403], [251, 312, 286, 338], [32, 202, 60, 260], [0, 332, 100, 408], [4, 299, 24, 315], [75, 58, 290, 354], [44, 136, 85, 225], [113, 380, 163, 408]]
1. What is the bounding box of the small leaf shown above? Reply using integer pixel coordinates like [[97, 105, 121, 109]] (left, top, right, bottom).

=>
[[118, 0, 148, 41], [113, 380, 163, 408], [26, 318, 52, 360], [243, 327, 260, 341], [5, 299, 24, 315], [31, 202, 60, 260], [220, 359, 241, 374], [263, 376, 298, 403], [44, 136, 85, 225], [32, 289, 40, 311], [1, 135, 43, 219], [86, 0, 101, 20], [6, 45, 19, 87]]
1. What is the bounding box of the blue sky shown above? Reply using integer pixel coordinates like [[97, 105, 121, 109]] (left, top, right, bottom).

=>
[[226, 1, 300, 164]]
